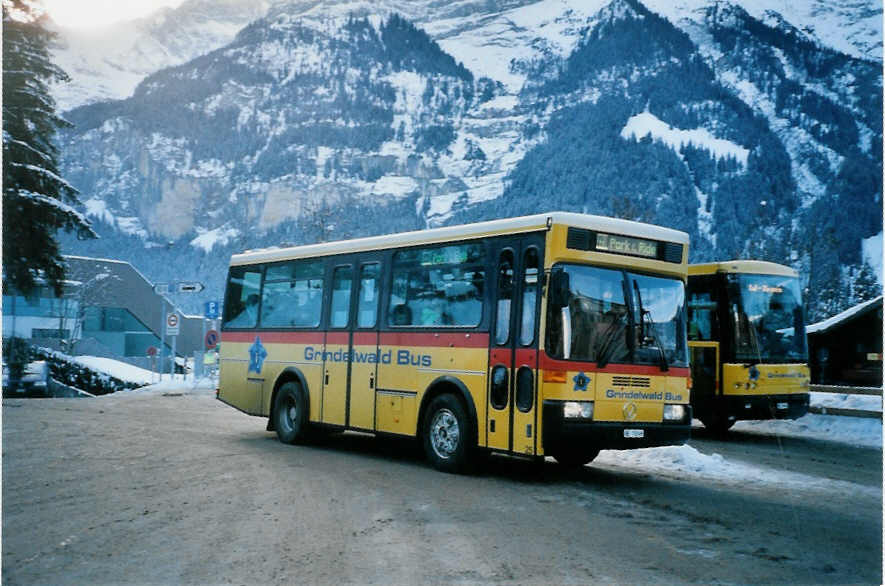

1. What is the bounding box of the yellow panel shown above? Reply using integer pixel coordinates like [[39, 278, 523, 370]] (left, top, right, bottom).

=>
[[219, 342, 261, 414], [375, 393, 416, 435], [322, 341, 348, 425], [349, 341, 378, 430], [722, 363, 810, 396]]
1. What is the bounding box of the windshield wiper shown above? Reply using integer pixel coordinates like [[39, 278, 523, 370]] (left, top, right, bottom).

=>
[[633, 279, 669, 372]]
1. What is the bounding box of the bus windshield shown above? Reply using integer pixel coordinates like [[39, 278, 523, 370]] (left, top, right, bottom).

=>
[[730, 274, 807, 363], [546, 264, 688, 368]]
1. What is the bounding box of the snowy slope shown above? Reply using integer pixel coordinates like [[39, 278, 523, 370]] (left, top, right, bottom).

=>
[[50, 0, 279, 111], [50, 0, 882, 112]]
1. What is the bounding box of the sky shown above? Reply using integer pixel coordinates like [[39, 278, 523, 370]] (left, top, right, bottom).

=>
[[43, 0, 185, 28]]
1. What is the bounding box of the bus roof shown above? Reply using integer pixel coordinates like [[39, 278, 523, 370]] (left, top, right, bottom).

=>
[[689, 260, 799, 277], [231, 212, 690, 266]]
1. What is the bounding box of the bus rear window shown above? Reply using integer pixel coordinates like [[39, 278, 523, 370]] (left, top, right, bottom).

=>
[[223, 266, 263, 328]]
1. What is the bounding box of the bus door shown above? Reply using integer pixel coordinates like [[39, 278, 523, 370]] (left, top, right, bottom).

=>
[[348, 261, 381, 430], [487, 237, 543, 455], [323, 262, 354, 426]]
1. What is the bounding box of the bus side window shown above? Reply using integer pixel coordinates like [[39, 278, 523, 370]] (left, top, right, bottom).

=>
[[330, 266, 353, 328], [223, 266, 263, 328], [389, 243, 485, 328], [520, 247, 539, 346], [495, 250, 514, 345], [357, 263, 380, 328], [687, 292, 716, 341]]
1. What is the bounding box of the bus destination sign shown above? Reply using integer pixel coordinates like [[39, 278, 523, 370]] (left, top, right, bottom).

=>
[[595, 232, 658, 259]]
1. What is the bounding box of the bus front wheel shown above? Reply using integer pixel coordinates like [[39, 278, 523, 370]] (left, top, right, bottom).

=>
[[423, 394, 473, 473], [273, 382, 308, 444]]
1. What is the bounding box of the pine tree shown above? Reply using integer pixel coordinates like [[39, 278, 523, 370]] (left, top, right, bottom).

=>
[[852, 262, 882, 303], [3, 0, 95, 297]]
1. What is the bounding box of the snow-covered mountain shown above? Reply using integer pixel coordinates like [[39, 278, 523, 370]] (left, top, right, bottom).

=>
[[51, 0, 881, 111], [57, 0, 882, 318], [50, 0, 282, 111]]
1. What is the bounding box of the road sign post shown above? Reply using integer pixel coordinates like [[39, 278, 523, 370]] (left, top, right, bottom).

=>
[[154, 283, 170, 380], [166, 312, 180, 378]]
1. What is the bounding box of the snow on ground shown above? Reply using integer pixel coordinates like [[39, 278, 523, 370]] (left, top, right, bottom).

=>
[[594, 441, 878, 498], [116, 374, 217, 396], [73, 356, 155, 385], [621, 110, 750, 166], [729, 414, 882, 449], [811, 390, 882, 413]]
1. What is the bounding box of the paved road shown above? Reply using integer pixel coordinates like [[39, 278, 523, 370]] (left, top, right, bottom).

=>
[[3, 392, 881, 584]]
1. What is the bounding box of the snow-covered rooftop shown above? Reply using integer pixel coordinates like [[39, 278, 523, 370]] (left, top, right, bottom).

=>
[[806, 296, 882, 335]]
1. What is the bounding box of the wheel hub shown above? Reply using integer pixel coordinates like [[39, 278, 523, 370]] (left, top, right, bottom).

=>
[[430, 408, 459, 459]]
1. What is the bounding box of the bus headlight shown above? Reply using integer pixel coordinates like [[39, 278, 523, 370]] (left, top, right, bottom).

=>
[[663, 404, 686, 421], [564, 401, 594, 419]]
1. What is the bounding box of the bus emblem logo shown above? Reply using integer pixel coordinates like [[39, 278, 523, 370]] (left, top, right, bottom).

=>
[[249, 336, 267, 374], [573, 372, 590, 391], [622, 402, 638, 421]]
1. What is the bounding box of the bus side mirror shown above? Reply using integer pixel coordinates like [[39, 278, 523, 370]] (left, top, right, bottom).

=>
[[549, 270, 570, 309]]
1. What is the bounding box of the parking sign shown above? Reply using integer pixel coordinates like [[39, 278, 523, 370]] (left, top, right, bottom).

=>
[[204, 301, 220, 319]]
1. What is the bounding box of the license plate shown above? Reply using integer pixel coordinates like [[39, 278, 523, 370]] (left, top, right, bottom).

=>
[[777, 402, 788, 410], [624, 429, 644, 439]]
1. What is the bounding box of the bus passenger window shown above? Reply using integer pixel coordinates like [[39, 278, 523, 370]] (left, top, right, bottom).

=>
[[331, 266, 353, 328], [495, 250, 514, 345], [259, 260, 324, 328], [357, 263, 380, 328], [222, 266, 262, 328], [520, 248, 539, 346], [389, 243, 485, 327]]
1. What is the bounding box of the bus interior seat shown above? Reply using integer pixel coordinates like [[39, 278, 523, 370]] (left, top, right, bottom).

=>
[[392, 303, 412, 326]]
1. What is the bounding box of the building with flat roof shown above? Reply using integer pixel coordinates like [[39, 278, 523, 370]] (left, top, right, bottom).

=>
[[3, 256, 206, 366]]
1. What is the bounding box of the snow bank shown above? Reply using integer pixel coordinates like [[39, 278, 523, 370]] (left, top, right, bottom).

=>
[[811, 391, 882, 413], [73, 356, 154, 385], [596, 442, 878, 497], [731, 414, 882, 449]]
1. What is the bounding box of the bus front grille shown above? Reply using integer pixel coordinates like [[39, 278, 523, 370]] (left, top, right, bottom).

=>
[[612, 376, 651, 388]]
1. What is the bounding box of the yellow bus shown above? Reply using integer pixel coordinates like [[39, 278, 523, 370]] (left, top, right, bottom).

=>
[[687, 261, 810, 433], [218, 212, 692, 472]]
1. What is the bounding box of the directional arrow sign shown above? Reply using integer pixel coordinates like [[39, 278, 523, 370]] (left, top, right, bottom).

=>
[[177, 281, 205, 293]]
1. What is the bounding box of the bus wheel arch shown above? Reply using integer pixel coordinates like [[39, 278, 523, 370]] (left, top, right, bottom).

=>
[[267, 368, 310, 434], [418, 377, 479, 473]]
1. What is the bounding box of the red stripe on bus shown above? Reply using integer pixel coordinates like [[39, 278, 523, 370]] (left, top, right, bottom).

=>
[[352, 332, 378, 345], [221, 331, 325, 344], [490, 348, 539, 367], [379, 331, 490, 348], [539, 354, 689, 377], [325, 332, 349, 345]]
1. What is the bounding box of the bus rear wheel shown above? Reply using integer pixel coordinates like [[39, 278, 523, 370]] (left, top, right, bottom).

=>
[[423, 394, 473, 474], [551, 447, 600, 468], [273, 382, 308, 444]]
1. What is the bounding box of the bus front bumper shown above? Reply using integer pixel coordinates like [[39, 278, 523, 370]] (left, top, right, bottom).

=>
[[542, 400, 692, 451], [720, 393, 810, 421]]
